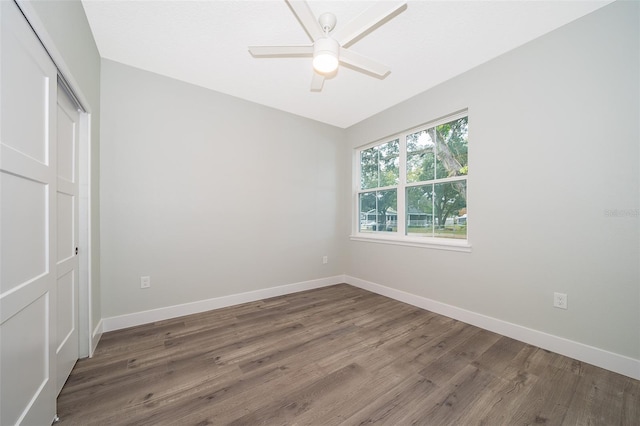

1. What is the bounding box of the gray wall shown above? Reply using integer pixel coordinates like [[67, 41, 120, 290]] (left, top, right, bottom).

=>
[[100, 60, 347, 317], [345, 0, 639, 359], [25, 0, 102, 331], [98, 0, 638, 366]]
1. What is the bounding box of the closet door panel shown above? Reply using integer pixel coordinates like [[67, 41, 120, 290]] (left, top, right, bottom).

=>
[[0, 1, 58, 424]]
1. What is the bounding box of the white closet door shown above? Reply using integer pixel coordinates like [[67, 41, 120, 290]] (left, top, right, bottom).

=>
[[0, 1, 58, 424], [55, 84, 79, 395]]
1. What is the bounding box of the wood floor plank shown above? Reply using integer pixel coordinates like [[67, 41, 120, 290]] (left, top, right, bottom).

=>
[[562, 364, 634, 425], [226, 363, 365, 426], [453, 344, 546, 425], [340, 373, 440, 425], [417, 328, 501, 386], [493, 359, 581, 424], [57, 284, 640, 425], [414, 364, 498, 424]]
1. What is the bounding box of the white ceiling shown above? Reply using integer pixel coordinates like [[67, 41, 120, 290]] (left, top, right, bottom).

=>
[[81, 0, 613, 128]]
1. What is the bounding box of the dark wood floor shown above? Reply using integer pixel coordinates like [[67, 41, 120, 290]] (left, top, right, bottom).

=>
[[57, 284, 638, 425]]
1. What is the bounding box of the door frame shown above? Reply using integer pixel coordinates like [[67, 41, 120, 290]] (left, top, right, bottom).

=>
[[78, 111, 93, 357], [15, 0, 97, 358]]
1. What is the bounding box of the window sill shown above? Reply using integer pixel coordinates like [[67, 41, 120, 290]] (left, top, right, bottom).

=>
[[350, 233, 472, 252]]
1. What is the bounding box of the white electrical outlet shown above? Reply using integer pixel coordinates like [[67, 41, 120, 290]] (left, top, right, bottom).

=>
[[141, 276, 151, 289], [553, 292, 567, 309], [322, 255, 328, 264]]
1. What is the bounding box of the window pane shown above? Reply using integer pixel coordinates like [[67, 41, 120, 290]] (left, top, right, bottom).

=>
[[359, 191, 376, 231], [407, 180, 466, 239], [406, 185, 434, 235], [433, 180, 467, 239], [378, 139, 399, 187], [435, 117, 468, 179], [407, 130, 434, 153], [407, 151, 435, 183], [360, 147, 378, 190], [359, 189, 397, 232], [360, 139, 399, 189], [406, 130, 435, 183]]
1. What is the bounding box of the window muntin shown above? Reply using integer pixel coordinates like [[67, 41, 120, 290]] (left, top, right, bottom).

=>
[[355, 114, 468, 244]]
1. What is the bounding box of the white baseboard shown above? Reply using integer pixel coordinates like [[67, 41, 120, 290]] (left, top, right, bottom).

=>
[[97, 273, 639, 380], [101, 275, 345, 333], [345, 275, 640, 380], [90, 319, 103, 357]]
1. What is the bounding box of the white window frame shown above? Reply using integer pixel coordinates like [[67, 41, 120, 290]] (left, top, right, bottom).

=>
[[351, 111, 471, 252]]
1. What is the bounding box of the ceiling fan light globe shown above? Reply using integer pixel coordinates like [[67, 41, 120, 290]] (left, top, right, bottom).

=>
[[313, 37, 340, 74], [313, 53, 339, 74]]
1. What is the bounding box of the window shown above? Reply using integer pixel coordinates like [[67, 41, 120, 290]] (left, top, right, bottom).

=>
[[354, 113, 469, 250]]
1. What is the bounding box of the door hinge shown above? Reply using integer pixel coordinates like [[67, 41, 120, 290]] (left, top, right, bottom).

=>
[[75, 247, 78, 255]]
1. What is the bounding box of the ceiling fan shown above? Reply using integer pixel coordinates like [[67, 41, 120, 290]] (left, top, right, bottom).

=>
[[248, 0, 407, 91]]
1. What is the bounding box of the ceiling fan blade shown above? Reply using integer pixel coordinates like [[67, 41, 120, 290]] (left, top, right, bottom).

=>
[[339, 49, 390, 77], [285, 0, 324, 42], [248, 45, 314, 57], [333, 2, 407, 47], [310, 72, 325, 91]]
